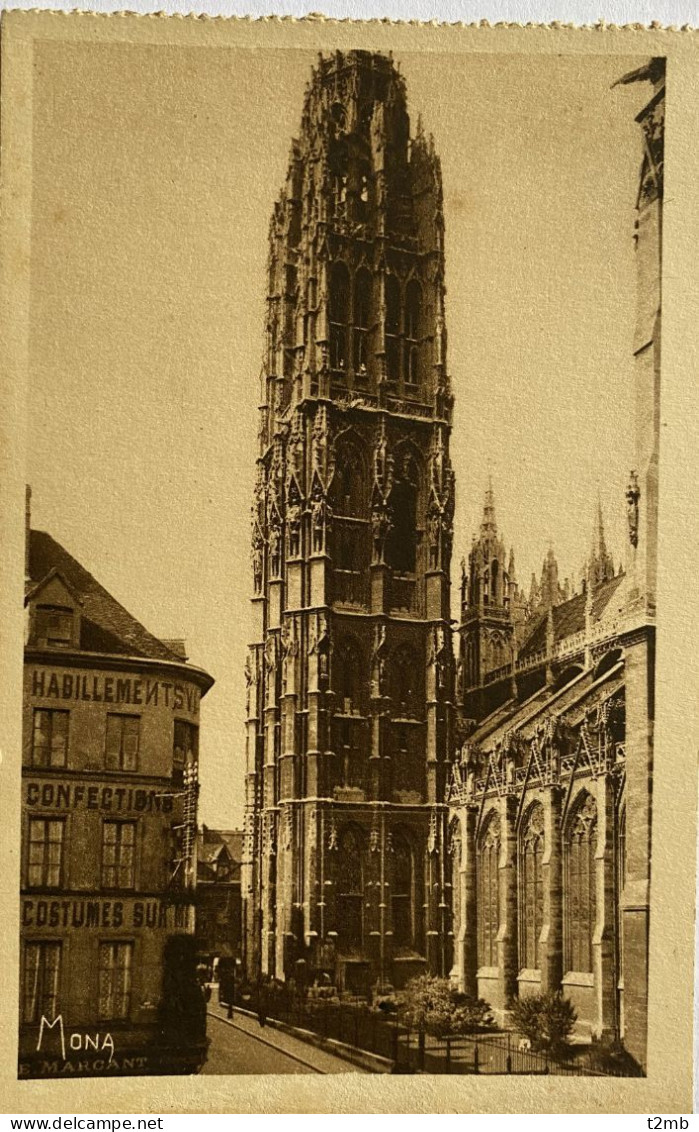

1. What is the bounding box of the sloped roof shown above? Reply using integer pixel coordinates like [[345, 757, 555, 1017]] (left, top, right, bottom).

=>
[[197, 827, 243, 883], [27, 529, 184, 664], [519, 573, 625, 660], [470, 661, 624, 753], [199, 827, 243, 865]]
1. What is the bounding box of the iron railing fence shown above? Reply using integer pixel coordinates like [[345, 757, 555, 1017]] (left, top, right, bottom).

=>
[[226, 986, 638, 1077]]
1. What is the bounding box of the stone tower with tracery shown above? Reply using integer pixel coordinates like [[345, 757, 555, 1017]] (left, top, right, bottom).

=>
[[241, 51, 455, 993]]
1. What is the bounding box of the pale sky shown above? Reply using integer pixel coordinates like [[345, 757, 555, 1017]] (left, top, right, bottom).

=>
[[26, 43, 651, 826]]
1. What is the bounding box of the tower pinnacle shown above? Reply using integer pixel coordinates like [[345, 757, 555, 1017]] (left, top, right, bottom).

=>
[[588, 495, 616, 587]]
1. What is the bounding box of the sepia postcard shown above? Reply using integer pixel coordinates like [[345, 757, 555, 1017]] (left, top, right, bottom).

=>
[[0, 9, 697, 1115]]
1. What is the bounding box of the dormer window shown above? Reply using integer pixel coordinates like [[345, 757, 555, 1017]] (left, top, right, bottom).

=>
[[35, 605, 74, 648]]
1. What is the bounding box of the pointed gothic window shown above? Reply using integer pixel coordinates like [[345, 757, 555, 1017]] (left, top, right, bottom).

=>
[[332, 441, 366, 517], [334, 636, 363, 715], [491, 560, 499, 605], [616, 803, 626, 996], [386, 454, 419, 575], [329, 262, 350, 373], [478, 811, 500, 968], [450, 819, 462, 944], [385, 274, 401, 382], [519, 802, 544, 970], [564, 792, 597, 974], [392, 830, 415, 950], [391, 645, 421, 717], [332, 439, 369, 607], [333, 174, 348, 218], [353, 268, 372, 380], [337, 826, 364, 952], [355, 163, 371, 222], [337, 719, 363, 790], [404, 279, 422, 388]]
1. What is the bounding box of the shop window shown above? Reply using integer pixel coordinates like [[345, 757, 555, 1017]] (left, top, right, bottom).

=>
[[31, 709, 69, 769], [564, 792, 597, 974], [477, 811, 500, 968], [519, 802, 544, 970], [22, 940, 61, 1024], [105, 713, 140, 772], [27, 818, 65, 888], [101, 820, 136, 889], [98, 941, 133, 1021]]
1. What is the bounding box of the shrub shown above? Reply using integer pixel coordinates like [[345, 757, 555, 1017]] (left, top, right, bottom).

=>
[[509, 992, 577, 1057], [399, 975, 494, 1038], [588, 1035, 644, 1077]]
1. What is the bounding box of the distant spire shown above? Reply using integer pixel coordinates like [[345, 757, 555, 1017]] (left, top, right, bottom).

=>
[[593, 493, 606, 555], [528, 572, 540, 612], [508, 546, 516, 582], [589, 495, 615, 588], [480, 476, 497, 536], [539, 544, 561, 611]]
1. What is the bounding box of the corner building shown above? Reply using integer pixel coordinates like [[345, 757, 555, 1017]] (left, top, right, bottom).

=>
[[20, 520, 214, 1077], [242, 51, 455, 994]]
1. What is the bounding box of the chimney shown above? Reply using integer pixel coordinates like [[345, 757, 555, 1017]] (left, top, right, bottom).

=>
[[162, 638, 188, 661]]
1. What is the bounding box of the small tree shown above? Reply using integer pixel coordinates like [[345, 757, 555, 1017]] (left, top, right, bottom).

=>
[[399, 975, 493, 1038], [509, 992, 577, 1058]]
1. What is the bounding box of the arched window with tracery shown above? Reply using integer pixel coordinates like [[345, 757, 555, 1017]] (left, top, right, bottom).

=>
[[334, 636, 364, 715], [482, 567, 490, 606], [337, 826, 364, 952], [385, 274, 401, 382], [391, 645, 421, 717], [491, 560, 500, 605], [519, 802, 544, 970], [404, 278, 422, 388], [386, 452, 420, 575], [353, 268, 372, 380], [616, 801, 625, 1023], [332, 439, 366, 518], [331, 438, 369, 607], [564, 792, 597, 974], [329, 262, 350, 373], [478, 811, 500, 968], [391, 830, 415, 950], [449, 818, 462, 943], [355, 160, 371, 222]]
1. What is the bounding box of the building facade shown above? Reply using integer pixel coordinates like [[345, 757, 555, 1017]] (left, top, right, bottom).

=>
[[242, 51, 455, 995], [20, 510, 214, 1078], [448, 60, 663, 1072], [195, 827, 243, 969]]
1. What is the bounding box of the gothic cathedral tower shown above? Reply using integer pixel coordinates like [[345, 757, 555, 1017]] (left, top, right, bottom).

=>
[[242, 51, 455, 994]]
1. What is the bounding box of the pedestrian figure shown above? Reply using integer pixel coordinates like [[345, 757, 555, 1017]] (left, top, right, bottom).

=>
[[258, 984, 268, 1028]]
